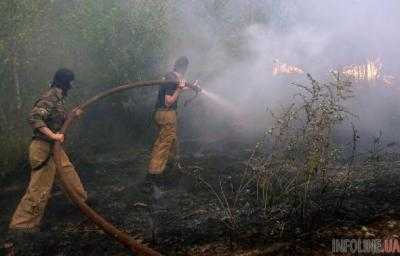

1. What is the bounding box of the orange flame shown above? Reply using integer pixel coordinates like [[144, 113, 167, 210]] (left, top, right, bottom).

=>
[[341, 58, 383, 82], [272, 58, 396, 87], [272, 59, 304, 75]]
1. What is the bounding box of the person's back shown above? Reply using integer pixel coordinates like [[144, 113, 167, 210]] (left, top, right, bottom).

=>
[[155, 71, 179, 110]]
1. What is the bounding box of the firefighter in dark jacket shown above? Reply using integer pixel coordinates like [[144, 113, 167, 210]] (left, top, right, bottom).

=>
[[147, 57, 198, 189]]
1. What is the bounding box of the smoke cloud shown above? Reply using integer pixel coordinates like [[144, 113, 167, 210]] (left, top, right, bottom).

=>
[[163, 0, 400, 148]]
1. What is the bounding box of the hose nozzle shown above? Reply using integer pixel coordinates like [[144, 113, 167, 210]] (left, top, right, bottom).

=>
[[183, 79, 202, 107], [187, 79, 202, 93]]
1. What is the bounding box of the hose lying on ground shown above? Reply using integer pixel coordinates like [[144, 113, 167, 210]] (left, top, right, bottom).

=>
[[53, 80, 180, 256]]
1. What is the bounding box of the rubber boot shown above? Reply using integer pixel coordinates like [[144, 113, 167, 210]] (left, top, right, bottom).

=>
[[3, 241, 15, 256], [140, 173, 157, 195], [141, 173, 167, 197], [3, 228, 38, 256]]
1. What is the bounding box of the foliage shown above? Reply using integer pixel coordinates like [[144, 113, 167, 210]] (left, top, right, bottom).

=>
[[201, 73, 356, 233], [0, 0, 171, 172], [246, 73, 354, 227], [0, 0, 274, 173]]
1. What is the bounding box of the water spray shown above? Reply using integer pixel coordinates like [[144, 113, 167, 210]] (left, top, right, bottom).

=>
[[201, 89, 238, 114]]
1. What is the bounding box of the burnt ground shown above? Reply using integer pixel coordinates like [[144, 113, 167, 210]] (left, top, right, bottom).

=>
[[1, 140, 400, 255]]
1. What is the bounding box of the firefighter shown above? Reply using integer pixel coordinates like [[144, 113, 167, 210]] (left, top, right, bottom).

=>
[[8, 68, 87, 232], [146, 56, 197, 191]]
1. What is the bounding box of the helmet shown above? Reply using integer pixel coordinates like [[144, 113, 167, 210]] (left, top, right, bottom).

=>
[[173, 56, 189, 74], [52, 68, 75, 95]]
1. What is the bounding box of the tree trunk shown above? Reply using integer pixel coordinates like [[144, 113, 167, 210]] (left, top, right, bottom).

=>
[[248, 0, 254, 24], [0, 104, 8, 132], [11, 39, 22, 112]]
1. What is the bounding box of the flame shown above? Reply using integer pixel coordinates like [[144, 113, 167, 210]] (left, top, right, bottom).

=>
[[271, 58, 397, 87], [341, 58, 382, 82], [340, 58, 398, 87], [272, 59, 304, 75]]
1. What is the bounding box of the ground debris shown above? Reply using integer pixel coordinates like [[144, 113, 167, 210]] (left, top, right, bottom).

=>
[[186, 242, 292, 256], [2, 149, 400, 255], [134, 202, 148, 207]]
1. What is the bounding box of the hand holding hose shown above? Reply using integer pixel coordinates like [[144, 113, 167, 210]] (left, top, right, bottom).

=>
[[177, 79, 187, 90]]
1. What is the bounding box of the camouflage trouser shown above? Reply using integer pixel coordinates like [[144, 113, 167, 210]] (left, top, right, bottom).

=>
[[9, 139, 87, 230], [148, 110, 178, 174]]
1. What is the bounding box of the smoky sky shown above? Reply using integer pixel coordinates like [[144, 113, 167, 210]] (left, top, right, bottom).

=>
[[167, 1, 400, 71]]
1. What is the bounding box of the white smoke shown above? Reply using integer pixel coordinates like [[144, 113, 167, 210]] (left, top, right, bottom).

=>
[[163, 0, 400, 145]]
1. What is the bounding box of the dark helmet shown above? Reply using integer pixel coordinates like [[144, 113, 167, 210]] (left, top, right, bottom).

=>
[[173, 56, 189, 74], [51, 68, 75, 96]]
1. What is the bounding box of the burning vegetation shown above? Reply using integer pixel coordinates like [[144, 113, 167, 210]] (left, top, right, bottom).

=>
[[272, 58, 397, 88], [272, 59, 304, 75], [341, 58, 383, 82], [339, 58, 396, 86]]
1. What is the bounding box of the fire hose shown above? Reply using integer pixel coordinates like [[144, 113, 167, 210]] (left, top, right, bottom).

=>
[[53, 79, 200, 255]]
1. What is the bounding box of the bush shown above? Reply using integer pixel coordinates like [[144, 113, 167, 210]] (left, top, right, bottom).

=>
[[201, 73, 356, 233]]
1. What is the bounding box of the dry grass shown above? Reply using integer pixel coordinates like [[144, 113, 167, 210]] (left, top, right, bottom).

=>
[[201, 72, 360, 233]]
